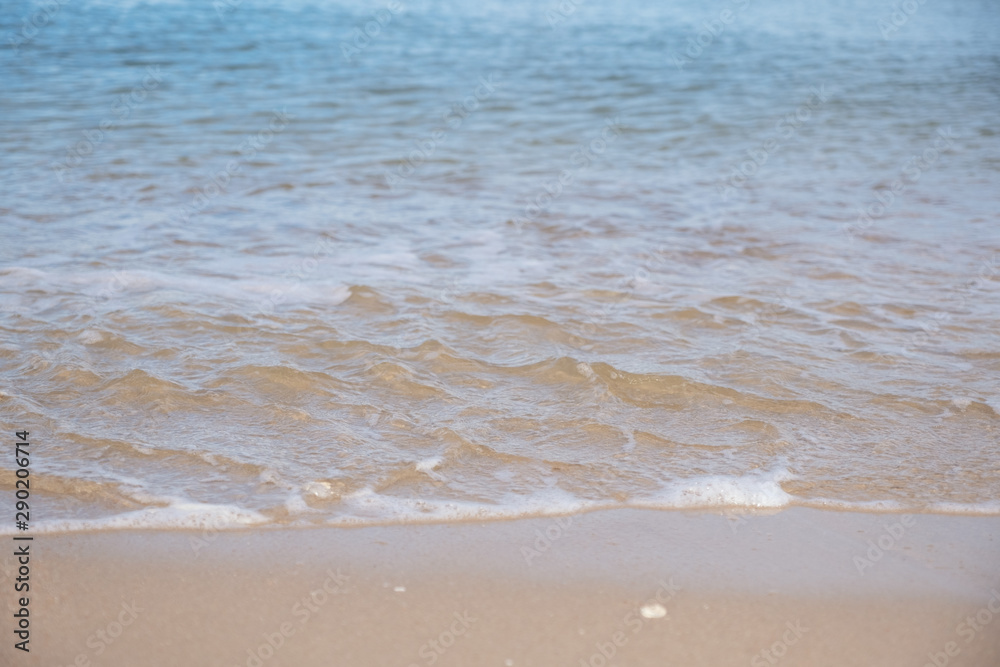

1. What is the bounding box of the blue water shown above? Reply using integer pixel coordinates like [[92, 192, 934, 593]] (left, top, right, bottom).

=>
[[1, 0, 999, 530]]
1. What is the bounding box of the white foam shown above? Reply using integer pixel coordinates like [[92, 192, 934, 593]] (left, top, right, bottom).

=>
[[280, 482, 336, 515], [635, 468, 795, 510], [0, 265, 352, 311], [415, 457, 442, 472], [332, 469, 795, 525], [303, 481, 334, 499], [951, 396, 973, 410], [786, 497, 1000, 516], [77, 329, 105, 344], [330, 486, 600, 526], [0, 500, 267, 535], [8, 486, 1000, 535], [0, 267, 46, 283], [9, 467, 1000, 536], [798, 497, 907, 513], [283, 492, 313, 515], [415, 457, 445, 480], [924, 501, 1000, 516]]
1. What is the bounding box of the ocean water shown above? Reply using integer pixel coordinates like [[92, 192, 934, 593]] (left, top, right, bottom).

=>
[[1, 0, 999, 532]]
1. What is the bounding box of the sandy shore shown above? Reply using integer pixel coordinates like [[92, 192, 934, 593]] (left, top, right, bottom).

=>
[[3, 507, 999, 666]]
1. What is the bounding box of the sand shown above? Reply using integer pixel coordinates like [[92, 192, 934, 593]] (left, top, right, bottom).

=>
[[3, 508, 999, 666]]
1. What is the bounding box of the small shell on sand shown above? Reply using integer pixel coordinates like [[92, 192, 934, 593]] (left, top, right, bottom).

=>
[[639, 602, 667, 619]]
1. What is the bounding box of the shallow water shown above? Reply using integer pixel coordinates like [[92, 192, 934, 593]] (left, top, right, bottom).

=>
[[1, 0, 998, 531]]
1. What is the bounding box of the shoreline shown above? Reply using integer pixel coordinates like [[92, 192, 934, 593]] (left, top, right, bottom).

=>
[[9, 496, 1000, 538], [4, 507, 999, 666]]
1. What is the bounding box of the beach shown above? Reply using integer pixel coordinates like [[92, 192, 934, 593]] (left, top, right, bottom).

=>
[[2, 0, 1000, 662], [5, 508, 1000, 665]]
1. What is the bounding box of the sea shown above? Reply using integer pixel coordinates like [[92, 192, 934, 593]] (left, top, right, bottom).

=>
[[1, 0, 998, 532]]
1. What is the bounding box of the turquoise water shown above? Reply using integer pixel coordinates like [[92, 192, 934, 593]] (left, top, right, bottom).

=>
[[1, 0, 999, 530]]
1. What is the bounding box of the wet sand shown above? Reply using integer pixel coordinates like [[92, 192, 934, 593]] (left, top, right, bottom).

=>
[[4, 508, 1000, 666]]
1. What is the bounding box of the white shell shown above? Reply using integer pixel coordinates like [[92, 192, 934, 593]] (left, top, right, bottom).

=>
[[639, 602, 667, 619]]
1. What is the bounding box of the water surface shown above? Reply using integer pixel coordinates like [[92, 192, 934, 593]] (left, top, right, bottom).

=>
[[1, 0, 998, 530]]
